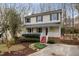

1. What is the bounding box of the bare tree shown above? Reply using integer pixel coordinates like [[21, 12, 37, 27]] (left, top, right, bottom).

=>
[[39, 3, 53, 12], [74, 3, 79, 28], [0, 3, 32, 53]]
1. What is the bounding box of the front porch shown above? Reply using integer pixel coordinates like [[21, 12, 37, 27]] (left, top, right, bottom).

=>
[[25, 26, 61, 37]]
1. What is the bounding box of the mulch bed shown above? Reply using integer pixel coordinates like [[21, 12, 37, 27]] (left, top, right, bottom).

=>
[[49, 37, 79, 45], [1, 42, 36, 56]]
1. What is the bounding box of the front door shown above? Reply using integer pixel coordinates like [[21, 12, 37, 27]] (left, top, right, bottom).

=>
[[45, 28, 48, 35]]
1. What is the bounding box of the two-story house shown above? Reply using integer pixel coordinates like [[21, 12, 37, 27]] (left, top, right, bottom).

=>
[[23, 9, 62, 37]]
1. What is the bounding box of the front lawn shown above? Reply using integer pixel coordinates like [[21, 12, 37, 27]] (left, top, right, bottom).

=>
[[0, 44, 25, 52], [0, 43, 36, 56]]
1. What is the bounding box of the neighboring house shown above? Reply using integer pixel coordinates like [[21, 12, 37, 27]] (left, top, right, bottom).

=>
[[23, 9, 62, 37]]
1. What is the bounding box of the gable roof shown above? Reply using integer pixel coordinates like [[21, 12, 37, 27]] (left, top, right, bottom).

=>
[[25, 9, 62, 18]]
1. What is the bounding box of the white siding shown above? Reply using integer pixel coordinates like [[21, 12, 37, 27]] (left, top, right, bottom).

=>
[[30, 15, 50, 24], [25, 14, 60, 25], [24, 12, 62, 37], [48, 26, 61, 37], [33, 28, 37, 33], [42, 27, 46, 35], [43, 15, 50, 23], [31, 17, 36, 24]]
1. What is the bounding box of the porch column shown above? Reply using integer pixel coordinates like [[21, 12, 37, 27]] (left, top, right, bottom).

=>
[[33, 28, 37, 33], [42, 27, 46, 35], [59, 26, 61, 37]]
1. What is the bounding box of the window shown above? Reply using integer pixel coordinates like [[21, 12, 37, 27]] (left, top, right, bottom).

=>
[[27, 28, 31, 33], [36, 16, 43, 22], [37, 28, 42, 33], [25, 17, 31, 23], [50, 13, 59, 21]]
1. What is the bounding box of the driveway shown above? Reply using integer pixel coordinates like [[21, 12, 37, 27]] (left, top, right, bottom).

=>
[[29, 44, 79, 56]]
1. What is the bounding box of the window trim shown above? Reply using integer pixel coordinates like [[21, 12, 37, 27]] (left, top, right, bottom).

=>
[[36, 16, 43, 22], [50, 13, 59, 21], [25, 17, 31, 23]]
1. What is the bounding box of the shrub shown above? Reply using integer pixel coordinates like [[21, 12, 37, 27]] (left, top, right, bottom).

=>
[[15, 36, 40, 43], [22, 33, 40, 38], [47, 38, 56, 44], [34, 43, 46, 49], [19, 33, 40, 42], [48, 40, 55, 44], [61, 27, 65, 35]]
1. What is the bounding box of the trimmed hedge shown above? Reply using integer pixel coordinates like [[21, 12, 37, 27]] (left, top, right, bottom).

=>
[[22, 33, 40, 38], [16, 33, 40, 43], [16, 37, 40, 43]]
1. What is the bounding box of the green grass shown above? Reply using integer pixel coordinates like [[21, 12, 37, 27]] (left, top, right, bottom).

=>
[[34, 43, 46, 49]]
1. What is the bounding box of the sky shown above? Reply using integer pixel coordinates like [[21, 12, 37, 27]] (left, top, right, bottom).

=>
[[25, 3, 78, 17], [31, 3, 78, 18], [0, 3, 78, 17]]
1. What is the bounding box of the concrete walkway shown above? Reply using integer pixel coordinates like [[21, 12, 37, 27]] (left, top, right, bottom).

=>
[[29, 44, 79, 56]]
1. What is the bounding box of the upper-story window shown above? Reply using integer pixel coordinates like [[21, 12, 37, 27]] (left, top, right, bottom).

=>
[[36, 16, 43, 22], [50, 13, 59, 21], [25, 17, 31, 23]]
